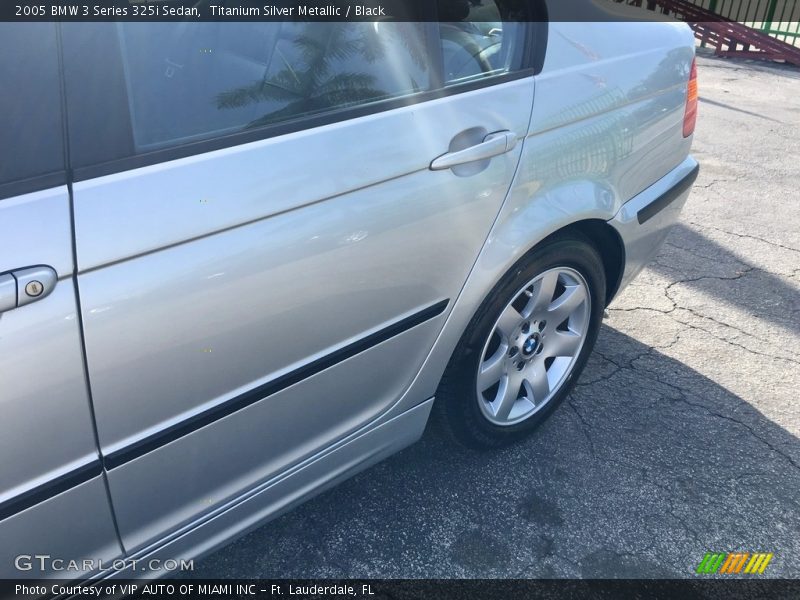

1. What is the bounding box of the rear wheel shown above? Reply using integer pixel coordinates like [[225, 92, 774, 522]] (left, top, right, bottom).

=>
[[436, 235, 606, 448]]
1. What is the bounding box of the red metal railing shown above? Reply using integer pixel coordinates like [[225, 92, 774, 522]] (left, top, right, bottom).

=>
[[618, 0, 800, 66]]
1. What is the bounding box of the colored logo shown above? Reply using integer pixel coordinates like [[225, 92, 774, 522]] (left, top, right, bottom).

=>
[[696, 552, 773, 575]]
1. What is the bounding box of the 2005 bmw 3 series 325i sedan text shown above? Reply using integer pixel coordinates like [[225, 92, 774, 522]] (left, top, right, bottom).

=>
[[0, 0, 699, 581]]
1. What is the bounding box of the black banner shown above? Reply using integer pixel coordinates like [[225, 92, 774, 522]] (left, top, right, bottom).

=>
[[6, 0, 429, 21], [4, 0, 799, 23], [4, 580, 800, 600]]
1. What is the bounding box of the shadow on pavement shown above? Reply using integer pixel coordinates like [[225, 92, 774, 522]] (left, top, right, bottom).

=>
[[646, 222, 800, 339], [187, 322, 800, 578], [698, 97, 785, 123]]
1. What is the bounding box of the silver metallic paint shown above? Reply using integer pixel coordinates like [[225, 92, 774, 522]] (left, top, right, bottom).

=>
[[76, 80, 534, 550], [106, 323, 439, 551], [104, 399, 433, 581], [0, 477, 122, 579], [0, 189, 122, 574], [73, 82, 533, 271], [609, 156, 699, 289], [0, 274, 15, 312], [0, 276, 97, 501], [0, 187, 74, 277]]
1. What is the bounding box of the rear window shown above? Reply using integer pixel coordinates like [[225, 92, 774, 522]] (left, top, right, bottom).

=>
[[438, 0, 526, 85], [115, 22, 432, 152]]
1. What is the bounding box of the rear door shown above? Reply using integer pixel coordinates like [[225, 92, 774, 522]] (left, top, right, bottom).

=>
[[63, 7, 535, 552], [0, 23, 122, 578]]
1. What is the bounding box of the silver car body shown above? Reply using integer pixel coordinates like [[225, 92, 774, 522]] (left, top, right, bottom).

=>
[[0, 14, 697, 580]]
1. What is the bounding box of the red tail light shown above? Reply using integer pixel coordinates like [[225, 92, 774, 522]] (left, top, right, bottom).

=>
[[683, 57, 698, 138]]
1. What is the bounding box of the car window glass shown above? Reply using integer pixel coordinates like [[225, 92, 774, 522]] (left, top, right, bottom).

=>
[[0, 23, 65, 190], [438, 0, 526, 85], [115, 22, 432, 152]]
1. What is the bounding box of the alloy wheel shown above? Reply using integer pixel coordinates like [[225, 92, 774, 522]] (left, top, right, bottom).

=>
[[476, 267, 591, 426]]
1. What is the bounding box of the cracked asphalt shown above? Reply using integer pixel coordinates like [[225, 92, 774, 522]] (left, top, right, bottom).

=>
[[188, 51, 800, 579]]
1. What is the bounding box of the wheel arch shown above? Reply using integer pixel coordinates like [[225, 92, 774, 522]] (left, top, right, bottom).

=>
[[532, 219, 626, 307]]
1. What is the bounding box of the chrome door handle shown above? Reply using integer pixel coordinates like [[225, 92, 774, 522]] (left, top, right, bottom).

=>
[[0, 265, 58, 313], [430, 131, 518, 171]]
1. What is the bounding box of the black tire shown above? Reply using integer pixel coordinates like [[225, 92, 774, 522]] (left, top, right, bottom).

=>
[[435, 234, 606, 449]]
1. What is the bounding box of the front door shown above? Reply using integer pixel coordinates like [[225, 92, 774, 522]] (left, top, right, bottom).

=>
[[0, 23, 121, 579]]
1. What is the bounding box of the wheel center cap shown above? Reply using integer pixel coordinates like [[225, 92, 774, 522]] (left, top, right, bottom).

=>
[[522, 333, 541, 357]]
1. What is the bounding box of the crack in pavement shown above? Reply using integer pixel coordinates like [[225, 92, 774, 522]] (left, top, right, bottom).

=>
[[688, 221, 800, 255], [662, 240, 749, 267], [641, 472, 703, 545], [666, 303, 800, 362], [573, 314, 800, 472], [609, 260, 800, 364], [667, 392, 800, 472], [609, 305, 800, 364], [514, 550, 581, 578], [693, 177, 741, 190], [591, 210, 800, 469], [628, 360, 800, 472], [567, 400, 597, 459], [576, 342, 800, 472], [576, 352, 624, 386]]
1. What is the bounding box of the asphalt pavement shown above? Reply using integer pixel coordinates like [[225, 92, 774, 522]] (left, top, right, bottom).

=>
[[188, 50, 800, 579]]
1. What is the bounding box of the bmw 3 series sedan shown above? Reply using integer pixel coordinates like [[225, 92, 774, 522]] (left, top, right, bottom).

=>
[[0, 0, 699, 581]]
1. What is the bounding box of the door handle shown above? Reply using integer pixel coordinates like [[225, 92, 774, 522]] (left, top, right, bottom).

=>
[[0, 265, 58, 313], [430, 130, 518, 171]]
